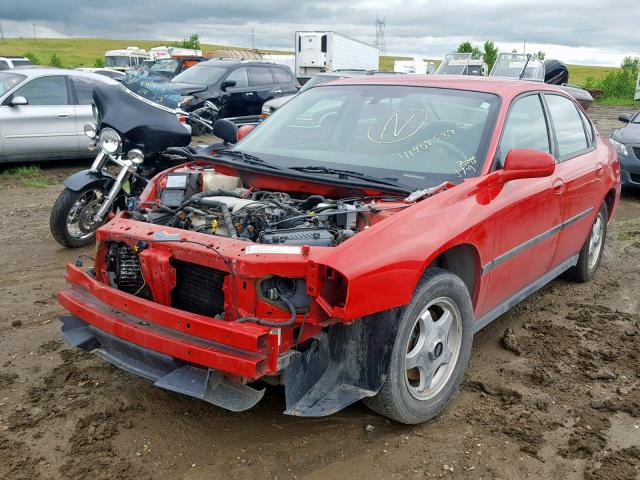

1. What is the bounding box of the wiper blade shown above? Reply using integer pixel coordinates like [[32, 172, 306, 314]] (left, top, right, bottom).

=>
[[290, 165, 412, 191], [218, 150, 283, 170]]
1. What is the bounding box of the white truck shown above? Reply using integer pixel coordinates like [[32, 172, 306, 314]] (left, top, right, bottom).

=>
[[104, 47, 151, 72], [295, 31, 379, 82], [262, 54, 296, 72]]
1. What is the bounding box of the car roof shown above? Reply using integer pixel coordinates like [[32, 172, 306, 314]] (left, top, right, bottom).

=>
[[0, 56, 30, 60], [325, 74, 568, 97], [3, 67, 119, 84], [197, 59, 286, 68]]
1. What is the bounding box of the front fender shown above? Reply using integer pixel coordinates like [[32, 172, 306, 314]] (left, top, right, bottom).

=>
[[63, 170, 115, 192]]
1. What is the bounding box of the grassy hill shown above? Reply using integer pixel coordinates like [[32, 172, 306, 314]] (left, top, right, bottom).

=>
[[0, 38, 624, 89], [0, 37, 287, 68]]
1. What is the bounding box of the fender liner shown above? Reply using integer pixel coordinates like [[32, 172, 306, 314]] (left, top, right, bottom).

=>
[[63, 169, 115, 192], [283, 308, 402, 417]]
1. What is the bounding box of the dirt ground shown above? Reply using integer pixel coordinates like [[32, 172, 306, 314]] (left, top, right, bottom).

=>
[[0, 104, 639, 480]]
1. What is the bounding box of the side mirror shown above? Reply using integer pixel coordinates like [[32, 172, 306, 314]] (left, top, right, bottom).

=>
[[501, 148, 555, 182], [10, 96, 28, 106], [237, 124, 255, 141], [220, 80, 237, 91], [213, 118, 238, 145], [618, 113, 631, 123]]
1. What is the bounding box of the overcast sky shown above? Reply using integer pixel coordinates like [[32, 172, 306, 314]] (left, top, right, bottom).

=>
[[0, 0, 638, 66]]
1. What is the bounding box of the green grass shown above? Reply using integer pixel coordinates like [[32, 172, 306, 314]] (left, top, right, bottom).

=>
[[618, 218, 640, 242], [4, 165, 48, 188], [0, 37, 288, 68], [594, 97, 639, 106]]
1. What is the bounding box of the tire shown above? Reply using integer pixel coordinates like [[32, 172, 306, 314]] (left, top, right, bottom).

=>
[[566, 202, 608, 283], [50, 187, 107, 248], [364, 268, 474, 424]]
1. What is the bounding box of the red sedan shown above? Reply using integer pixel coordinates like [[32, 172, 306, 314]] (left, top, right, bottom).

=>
[[58, 75, 620, 424]]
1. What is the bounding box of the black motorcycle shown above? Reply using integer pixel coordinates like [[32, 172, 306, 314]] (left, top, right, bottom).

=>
[[49, 81, 222, 248]]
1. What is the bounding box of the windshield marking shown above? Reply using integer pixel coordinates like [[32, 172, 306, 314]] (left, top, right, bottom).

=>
[[455, 155, 478, 177], [367, 109, 428, 144], [398, 129, 456, 160]]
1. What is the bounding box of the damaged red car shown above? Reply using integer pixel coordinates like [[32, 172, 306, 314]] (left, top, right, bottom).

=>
[[58, 76, 620, 424]]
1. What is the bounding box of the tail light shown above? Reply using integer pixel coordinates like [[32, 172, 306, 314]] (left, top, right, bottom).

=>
[[177, 114, 188, 124]]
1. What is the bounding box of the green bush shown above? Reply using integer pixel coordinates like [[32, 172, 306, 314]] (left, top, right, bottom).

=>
[[23, 51, 40, 65], [94, 57, 105, 68], [586, 56, 638, 101], [49, 53, 63, 68]]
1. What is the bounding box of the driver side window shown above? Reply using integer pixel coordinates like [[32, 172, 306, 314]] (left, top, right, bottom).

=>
[[498, 94, 551, 167]]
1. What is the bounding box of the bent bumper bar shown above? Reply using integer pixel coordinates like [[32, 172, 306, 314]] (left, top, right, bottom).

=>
[[58, 265, 280, 379], [61, 315, 265, 411]]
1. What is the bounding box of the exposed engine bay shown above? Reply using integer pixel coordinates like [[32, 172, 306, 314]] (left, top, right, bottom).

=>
[[131, 167, 403, 247]]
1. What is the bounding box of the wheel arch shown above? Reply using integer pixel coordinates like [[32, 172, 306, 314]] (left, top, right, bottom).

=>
[[603, 188, 616, 222], [423, 243, 483, 309]]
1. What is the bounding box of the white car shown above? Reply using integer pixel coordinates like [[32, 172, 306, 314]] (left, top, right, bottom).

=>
[[76, 67, 125, 81], [0, 67, 118, 163], [0, 56, 33, 70]]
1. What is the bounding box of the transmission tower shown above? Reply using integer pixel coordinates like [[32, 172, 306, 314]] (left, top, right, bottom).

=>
[[375, 17, 386, 55]]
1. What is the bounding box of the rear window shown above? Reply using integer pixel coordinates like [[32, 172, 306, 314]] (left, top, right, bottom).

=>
[[272, 67, 292, 83], [11, 59, 33, 67], [545, 94, 589, 160]]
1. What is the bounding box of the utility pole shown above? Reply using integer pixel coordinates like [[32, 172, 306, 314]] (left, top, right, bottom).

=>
[[32, 22, 37, 42], [0, 21, 5, 44], [251, 28, 255, 50], [523, 38, 526, 54], [375, 17, 386, 56]]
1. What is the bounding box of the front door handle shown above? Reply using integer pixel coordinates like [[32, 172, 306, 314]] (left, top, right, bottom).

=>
[[244, 92, 254, 96], [56, 113, 70, 119], [274, 89, 283, 94], [552, 178, 565, 194]]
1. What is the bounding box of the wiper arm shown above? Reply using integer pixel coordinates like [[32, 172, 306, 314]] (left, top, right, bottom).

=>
[[290, 165, 412, 191], [218, 150, 283, 170]]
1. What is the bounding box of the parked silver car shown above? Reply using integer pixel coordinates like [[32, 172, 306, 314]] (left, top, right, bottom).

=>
[[0, 68, 118, 163]]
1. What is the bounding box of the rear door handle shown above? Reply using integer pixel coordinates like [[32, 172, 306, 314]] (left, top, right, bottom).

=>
[[552, 178, 565, 194], [56, 113, 70, 119], [244, 92, 254, 96], [274, 89, 283, 94]]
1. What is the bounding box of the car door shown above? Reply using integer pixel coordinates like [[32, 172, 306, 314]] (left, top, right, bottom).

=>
[[271, 67, 299, 97], [69, 75, 106, 154], [220, 66, 252, 116], [543, 93, 603, 266], [247, 66, 277, 114], [481, 92, 563, 313], [0, 75, 77, 160]]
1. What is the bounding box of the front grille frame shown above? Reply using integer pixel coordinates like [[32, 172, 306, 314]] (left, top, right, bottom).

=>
[[171, 260, 228, 318]]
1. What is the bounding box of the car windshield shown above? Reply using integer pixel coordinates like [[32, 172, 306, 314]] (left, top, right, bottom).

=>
[[299, 74, 342, 93], [235, 85, 500, 189], [151, 59, 179, 73], [490, 53, 545, 82], [105, 56, 131, 68], [631, 112, 640, 123], [172, 64, 227, 85], [0, 72, 26, 96], [121, 70, 183, 108]]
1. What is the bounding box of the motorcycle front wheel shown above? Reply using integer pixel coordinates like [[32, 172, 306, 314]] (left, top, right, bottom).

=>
[[50, 187, 108, 248]]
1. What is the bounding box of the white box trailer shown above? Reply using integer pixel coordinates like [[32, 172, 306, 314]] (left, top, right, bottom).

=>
[[295, 31, 379, 81], [262, 54, 296, 72]]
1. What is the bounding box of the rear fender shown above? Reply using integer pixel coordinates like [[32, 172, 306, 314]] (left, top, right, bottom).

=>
[[63, 170, 115, 192]]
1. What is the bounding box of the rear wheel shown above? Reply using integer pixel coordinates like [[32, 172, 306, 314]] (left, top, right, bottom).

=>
[[566, 202, 608, 283], [50, 187, 108, 248], [364, 268, 473, 424]]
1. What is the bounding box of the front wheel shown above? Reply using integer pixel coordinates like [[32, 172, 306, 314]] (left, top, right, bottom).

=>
[[50, 187, 108, 248], [364, 268, 474, 424]]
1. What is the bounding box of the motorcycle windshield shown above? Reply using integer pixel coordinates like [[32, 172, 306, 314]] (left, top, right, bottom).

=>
[[93, 83, 191, 157], [121, 69, 186, 108]]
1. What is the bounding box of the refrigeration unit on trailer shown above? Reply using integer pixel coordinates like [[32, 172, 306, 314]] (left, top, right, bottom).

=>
[[295, 31, 379, 81]]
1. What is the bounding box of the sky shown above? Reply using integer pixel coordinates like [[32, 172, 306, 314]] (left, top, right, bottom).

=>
[[0, 0, 638, 66]]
